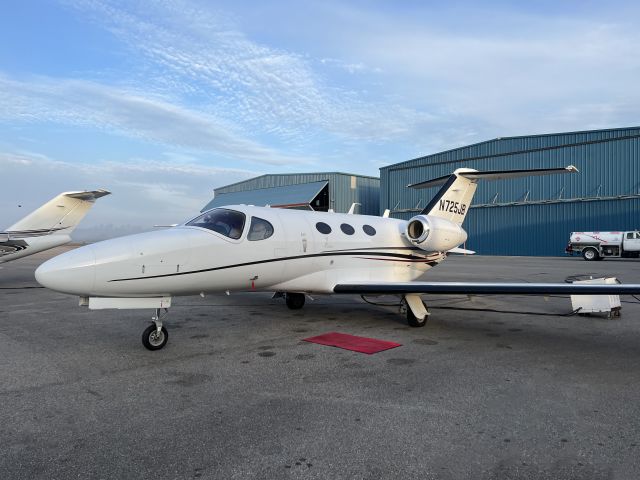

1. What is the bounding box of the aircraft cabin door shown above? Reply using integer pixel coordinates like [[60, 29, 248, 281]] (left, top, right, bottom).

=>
[[243, 212, 288, 289], [276, 212, 318, 282]]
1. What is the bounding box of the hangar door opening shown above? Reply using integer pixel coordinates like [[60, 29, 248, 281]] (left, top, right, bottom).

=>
[[309, 183, 329, 211], [201, 180, 329, 212]]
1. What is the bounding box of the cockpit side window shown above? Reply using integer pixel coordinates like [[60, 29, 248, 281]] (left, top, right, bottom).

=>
[[186, 209, 246, 239], [247, 217, 274, 241]]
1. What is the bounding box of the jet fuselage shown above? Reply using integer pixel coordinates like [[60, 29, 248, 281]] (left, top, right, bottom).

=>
[[35, 205, 446, 298]]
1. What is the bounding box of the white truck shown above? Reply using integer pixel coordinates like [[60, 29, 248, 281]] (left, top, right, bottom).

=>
[[566, 231, 640, 261]]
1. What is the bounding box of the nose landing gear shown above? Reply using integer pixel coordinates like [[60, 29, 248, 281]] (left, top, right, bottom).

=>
[[142, 308, 169, 350]]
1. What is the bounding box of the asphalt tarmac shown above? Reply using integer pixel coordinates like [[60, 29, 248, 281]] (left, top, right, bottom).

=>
[[1, 247, 640, 479]]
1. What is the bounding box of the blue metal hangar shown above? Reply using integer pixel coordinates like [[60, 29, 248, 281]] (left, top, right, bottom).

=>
[[203, 172, 380, 215], [381, 127, 640, 256]]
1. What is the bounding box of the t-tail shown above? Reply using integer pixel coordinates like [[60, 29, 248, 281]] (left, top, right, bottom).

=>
[[5, 190, 111, 238], [402, 166, 578, 253], [1, 189, 111, 264], [408, 165, 578, 226]]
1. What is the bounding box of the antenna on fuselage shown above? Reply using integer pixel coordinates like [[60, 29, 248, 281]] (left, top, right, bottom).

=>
[[347, 203, 361, 214]]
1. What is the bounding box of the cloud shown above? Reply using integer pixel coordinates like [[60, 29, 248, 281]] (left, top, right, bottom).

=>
[[61, 0, 429, 143], [323, 5, 640, 137], [319, 58, 383, 75], [4, 0, 638, 206], [0, 75, 312, 166], [0, 150, 255, 239]]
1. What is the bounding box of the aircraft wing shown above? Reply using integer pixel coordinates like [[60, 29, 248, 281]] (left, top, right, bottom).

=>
[[333, 281, 640, 295]]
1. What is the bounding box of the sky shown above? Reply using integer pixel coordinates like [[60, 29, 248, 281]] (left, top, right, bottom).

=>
[[1, 0, 639, 239]]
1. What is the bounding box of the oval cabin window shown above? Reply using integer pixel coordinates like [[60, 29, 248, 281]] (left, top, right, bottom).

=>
[[315, 222, 332, 234], [362, 225, 376, 236], [340, 223, 355, 235]]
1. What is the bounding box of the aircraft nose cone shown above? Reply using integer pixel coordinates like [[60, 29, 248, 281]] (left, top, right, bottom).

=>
[[36, 245, 96, 295]]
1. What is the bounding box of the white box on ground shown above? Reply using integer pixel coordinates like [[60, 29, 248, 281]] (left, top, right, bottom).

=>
[[570, 277, 621, 316]]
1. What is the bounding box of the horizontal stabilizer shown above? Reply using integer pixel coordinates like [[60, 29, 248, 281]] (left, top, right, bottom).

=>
[[334, 281, 640, 295], [64, 189, 111, 201], [408, 165, 579, 225], [408, 165, 578, 189]]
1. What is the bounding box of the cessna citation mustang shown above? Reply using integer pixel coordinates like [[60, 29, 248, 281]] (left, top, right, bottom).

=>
[[1, 190, 110, 264], [36, 166, 640, 350]]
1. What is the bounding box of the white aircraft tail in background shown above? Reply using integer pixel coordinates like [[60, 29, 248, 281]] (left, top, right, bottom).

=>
[[1, 190, 110, 264]]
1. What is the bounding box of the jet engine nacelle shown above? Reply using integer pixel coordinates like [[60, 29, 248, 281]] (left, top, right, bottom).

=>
[[405, 215, 468, 252]]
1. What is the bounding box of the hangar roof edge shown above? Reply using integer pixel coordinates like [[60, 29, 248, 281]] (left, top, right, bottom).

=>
[[217, 171, 379, 191], [382, 125, 640, 172]]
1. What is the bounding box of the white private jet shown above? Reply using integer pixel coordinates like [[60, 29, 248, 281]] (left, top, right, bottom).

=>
[[35, 166, 640, 350], [1, 190, 110, 264]]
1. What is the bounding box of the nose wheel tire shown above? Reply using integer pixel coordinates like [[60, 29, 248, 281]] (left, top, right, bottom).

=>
[[407, 308, 428, 327], [285, 293, 306, 310], [142, 324, 168, 350]]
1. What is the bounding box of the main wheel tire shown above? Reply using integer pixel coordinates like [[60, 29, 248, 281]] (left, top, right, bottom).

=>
[[142, 324, 168, 350], [285, 292, 306, 310], [407, 303, 428, 328], [582, 248, 599, 261]]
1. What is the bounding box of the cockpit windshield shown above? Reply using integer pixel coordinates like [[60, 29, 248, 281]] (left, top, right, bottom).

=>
[[186, 209, 246, 239]]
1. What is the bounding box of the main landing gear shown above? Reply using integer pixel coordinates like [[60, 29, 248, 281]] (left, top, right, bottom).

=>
[[285, 292, 306, 310], [142, 308, 169, 350], [403, 294, 430, 328], [280, 291, 428, 328]]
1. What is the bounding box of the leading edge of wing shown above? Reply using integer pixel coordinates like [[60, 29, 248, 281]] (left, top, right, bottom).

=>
[[333, 281, 640, 295]]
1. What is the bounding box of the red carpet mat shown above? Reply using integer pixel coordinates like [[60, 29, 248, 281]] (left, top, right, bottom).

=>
[[302, 332, 401, 354]]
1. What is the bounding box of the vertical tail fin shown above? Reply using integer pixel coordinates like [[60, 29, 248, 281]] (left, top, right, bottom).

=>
[[6, 190, 110, 235], [408, 168, 479, 225], [408, 166, 578, 226]]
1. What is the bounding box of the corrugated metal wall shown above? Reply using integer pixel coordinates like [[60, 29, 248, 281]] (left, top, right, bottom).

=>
[[381, 127, 640, 256], [214, 172, 380, 215]]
